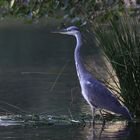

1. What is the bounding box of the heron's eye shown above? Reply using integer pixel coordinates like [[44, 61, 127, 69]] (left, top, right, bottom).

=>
[[67, 28, 70, 31]]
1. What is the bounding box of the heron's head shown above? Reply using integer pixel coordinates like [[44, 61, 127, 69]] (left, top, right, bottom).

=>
[[53, 26, 80, 36]]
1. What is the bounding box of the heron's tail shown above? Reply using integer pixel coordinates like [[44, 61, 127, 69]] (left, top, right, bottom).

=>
[[118, 106, 132, 121]]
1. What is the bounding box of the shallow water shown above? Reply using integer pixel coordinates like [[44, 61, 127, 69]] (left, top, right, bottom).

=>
[[0, 22, 139, 140], [0, 121, 139, 140]]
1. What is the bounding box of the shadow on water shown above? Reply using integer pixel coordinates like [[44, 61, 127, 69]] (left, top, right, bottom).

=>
[[0, 21, 139, 140]]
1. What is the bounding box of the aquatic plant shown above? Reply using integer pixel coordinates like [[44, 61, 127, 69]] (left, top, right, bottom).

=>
[[94, 15, 140, 118]]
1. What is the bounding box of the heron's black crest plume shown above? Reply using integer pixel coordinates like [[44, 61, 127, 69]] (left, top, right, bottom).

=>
[[66, 26, 79, 31]]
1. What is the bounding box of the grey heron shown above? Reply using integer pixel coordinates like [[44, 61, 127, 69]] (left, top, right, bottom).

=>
[[54, 26, 132, 121]]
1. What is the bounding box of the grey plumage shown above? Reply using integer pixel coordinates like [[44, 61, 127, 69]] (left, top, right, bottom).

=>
[[54, 26, 132, 121]]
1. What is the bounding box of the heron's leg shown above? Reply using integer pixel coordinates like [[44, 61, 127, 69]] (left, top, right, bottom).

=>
[[92, 108, 96, 125], [99, 109, 106, 125]]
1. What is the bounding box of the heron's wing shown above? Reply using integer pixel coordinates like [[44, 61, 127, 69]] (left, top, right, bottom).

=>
[[84, 77, 122, 111]]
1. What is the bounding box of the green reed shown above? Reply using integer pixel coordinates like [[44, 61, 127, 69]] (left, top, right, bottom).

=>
[[94, 16, 140, 118]]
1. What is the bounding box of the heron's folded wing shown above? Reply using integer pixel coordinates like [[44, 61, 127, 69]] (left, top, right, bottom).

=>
[[85, 78, 122, 110]]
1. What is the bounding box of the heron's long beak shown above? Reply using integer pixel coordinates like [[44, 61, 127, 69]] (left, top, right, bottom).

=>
[[51, 29, 67, 34]]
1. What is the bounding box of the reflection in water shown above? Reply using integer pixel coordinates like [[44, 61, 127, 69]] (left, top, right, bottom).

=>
[[0, 121, 133, 140], [83, 121, 131, 140]]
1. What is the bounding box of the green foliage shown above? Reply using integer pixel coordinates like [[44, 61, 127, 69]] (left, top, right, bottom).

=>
[[94, 16, 140, 117], [0, 0, 127, 24], [0, 0, 139, 24]]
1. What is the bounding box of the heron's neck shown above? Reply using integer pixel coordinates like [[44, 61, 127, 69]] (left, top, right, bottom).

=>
[[74, 33, 88, 80]]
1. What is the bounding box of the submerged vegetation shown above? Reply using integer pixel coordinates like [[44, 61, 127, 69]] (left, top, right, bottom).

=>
[[0, 112, 125, 127], [0, 0, 140, 119]]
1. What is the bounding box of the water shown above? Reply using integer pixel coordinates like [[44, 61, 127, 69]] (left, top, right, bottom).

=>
[[0, 21, 139, 140], [0, 122, 139, 140]]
